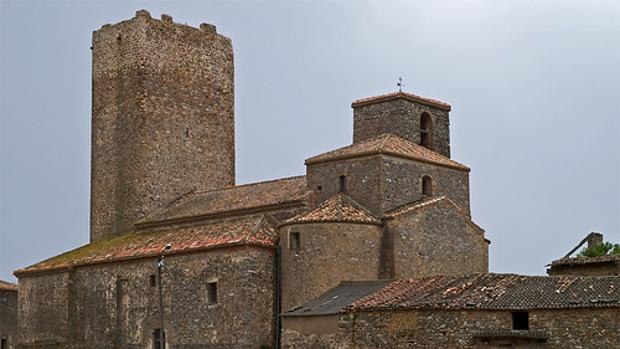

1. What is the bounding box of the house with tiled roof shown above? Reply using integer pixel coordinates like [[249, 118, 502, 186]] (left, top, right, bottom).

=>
[[0, 280, 17, 349], [13, 10, 618, 349]]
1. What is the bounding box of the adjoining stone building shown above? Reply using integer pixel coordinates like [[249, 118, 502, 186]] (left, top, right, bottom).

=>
[[547, 232, 620, 276], [282, 274, 620, 348], [0, 280, 17, 349], [11, 10, 619, 349]]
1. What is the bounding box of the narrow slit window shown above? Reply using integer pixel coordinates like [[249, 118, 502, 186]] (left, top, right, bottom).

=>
[[512, 311, 529, 330], [420, 112, 433, 150], [207, 281, 218, 305], [422, 176, 433, 196], [290, 232, 301, 250], [153, 329, 165, 349], [339, 175, 347, 193], [149, 274, 156, 287]]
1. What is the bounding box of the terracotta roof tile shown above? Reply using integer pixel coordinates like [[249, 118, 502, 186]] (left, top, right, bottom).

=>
[[350, 274, 620, 311], [138, 175, 309, 227], [351, 91, 451, 111], [282, 193, 380, 226], [550, 255, 620, 267], [15, 215, 277, 276], [0, 279, 17, 292], [383, 196, 485, 234], [305, 134, 469, 171]]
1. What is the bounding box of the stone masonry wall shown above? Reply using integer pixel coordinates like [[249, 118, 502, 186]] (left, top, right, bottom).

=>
[[17, 273, 70, 349], [385, 200, 488, 278], [381, 156, 470, 215], [1, 289, 18, 349], [279, 223, 383, 311], [91, 10, 235, 242], [306, 157, 383, 215], [353, 99, 451, 157], [547, 262, 620, 276], [335, 308, 619, 349], [17, 247, 275, 349]]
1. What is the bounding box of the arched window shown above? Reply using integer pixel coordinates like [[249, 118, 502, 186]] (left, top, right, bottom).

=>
[[422, 175, 433, 196], [420, 113, 433, 150]]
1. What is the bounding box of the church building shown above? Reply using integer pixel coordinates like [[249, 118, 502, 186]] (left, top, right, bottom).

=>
[[13, 11, 618, 349]]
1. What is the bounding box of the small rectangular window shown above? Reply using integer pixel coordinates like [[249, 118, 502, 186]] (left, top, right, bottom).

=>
[[207, 281, 217, 305], [153, 329, 165, 349], [339, 175, 347, 192], [1, 338, 7, 349], [149, 274, 156, 287], [290, 232, 300, 250], [512, 311, 529, 330]]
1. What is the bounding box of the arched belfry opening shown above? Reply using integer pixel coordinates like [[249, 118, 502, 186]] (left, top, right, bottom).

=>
[[422, 175, 433, 196], [420, 112, 433, 150]]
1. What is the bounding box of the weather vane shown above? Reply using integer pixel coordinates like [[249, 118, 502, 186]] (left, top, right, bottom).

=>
[[397, 77, 404, 92]]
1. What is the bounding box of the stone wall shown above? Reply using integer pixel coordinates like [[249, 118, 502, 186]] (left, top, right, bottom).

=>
[[284, 308, 619, 348], [1, 288, 18, 349], [91, 10, 235, 242], [382, 156, 470, 215], [279, 223, 383, 311], [353, 99, 451, 157], [547, 261, 620, 276], [17, 247, 275, 349], [385, 199, 487, 278], [306, 157, 383, 215]]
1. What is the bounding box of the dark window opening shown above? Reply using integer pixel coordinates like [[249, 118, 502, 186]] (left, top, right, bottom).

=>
[[149, 274, 156, 287], [339, 175, 347, 193], [153, 329, 165, 349], [422, 176, 433, 196], [290, 232, 301, 250], [420, 113, 433, 150], [207, 281, 218, 305], [317, 185, 322, 191], [512, 311, 529, 330], [1, 338, 7, 349]]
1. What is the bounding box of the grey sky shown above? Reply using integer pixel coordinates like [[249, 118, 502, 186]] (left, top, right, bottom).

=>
[[1, 0, 619, 282]]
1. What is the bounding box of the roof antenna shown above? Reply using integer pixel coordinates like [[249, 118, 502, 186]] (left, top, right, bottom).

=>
[[397, 77, 404, 92]]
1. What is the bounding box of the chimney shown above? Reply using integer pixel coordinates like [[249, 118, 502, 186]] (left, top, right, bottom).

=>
[[586, 232, 604, 249]]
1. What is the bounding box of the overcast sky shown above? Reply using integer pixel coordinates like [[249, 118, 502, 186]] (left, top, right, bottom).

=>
[[1, 0, 619, 282]]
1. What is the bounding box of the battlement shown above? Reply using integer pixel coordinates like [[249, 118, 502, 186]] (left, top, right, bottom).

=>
[[98, 10, 219, 35]]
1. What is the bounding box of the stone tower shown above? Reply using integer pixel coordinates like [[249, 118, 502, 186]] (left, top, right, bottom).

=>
[[90, 10, 235, 242], [352, 91, 451, 157]]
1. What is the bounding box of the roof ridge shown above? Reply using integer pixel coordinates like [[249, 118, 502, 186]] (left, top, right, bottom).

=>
[[193, 175, 305, 194]]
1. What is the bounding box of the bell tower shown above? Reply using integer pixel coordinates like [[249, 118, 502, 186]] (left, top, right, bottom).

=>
[[90, 11, 235, 242]]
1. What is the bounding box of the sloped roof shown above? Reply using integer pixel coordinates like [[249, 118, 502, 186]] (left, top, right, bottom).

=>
[[351, 91, 451, 111], [283, 281, 389, 317], [549, 255, 620, 267], [0, 279, 17, 292], [305, 134, 469, 171], [383, 196, 485, 235], [138, 175, 308, 227], [283, 193, 380, 226], [15, 215, 277, 276], [350, 274, 620, 311]]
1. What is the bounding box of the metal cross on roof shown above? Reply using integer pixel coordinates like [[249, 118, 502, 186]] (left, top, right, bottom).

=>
[[397, 77, 404, 92]]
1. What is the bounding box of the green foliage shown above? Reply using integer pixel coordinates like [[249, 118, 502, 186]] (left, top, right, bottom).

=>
[[577, 241, 620, 257]]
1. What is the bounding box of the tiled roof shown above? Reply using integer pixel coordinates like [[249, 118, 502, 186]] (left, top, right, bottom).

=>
[[383, 196, 449, 218], [283, 281, 389, 317], [350, 274, 620, 311], [383, 196, 485, 235], [351, 91, 451, 111], [550, 255, 620, 267], [137, 175, 308, 227], [283, 193, 380, 226], [0, 279, 17, 292], [305, 134, 469, 171], [15, 215, 277, 276], [474, 330, 549, 341]]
